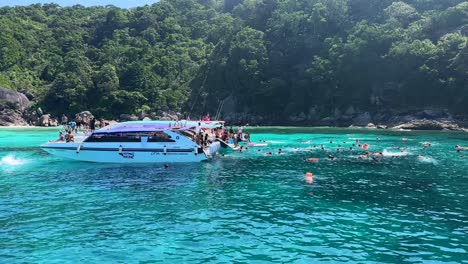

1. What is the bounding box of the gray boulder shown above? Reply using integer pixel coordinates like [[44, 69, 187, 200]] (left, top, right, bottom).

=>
[[366, 123, 377, 128], [0, 86, 30, 111], [392, 119, 460, 131], [0, 109, 28, 126], [37, 114, 51, 126], [120, 114, 138, 121]]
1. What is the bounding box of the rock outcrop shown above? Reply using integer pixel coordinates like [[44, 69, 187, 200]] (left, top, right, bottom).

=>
[[0, 87, 30, 111], [35, 114, 59, 127], [392, 119, 461, 131], [0, 87, 31, 126], [0, 109, 29, 126], [119, 114, 139, 121]]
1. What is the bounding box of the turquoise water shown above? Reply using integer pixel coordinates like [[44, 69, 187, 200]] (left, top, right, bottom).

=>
[[1, 127, 467, 263]]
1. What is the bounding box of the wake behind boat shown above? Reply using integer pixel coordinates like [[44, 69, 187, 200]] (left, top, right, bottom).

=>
[[41, 121, 223, 163]]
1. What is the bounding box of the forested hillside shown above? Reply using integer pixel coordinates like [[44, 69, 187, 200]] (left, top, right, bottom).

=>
[[0, 0, 466, 122]]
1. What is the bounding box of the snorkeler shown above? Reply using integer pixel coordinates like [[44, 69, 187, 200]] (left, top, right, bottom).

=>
[[422, 142, 432, 148], [455, 145, 468, 151]]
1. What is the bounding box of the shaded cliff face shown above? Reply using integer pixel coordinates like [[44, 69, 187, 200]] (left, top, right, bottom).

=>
[[0, 87, 30, 111]]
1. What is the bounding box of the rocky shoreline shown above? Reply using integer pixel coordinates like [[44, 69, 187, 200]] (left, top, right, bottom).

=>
[[222, 110, 468, 132], [1, 86, 466, 131]]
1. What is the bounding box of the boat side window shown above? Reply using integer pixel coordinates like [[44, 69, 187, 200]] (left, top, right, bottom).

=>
[[84, 132, 175, 142], [148, 132, 175, 142], [84, 133, 143, 142]]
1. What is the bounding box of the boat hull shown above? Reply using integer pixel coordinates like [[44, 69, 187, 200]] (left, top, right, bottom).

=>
[[42, 146, 207, 163]]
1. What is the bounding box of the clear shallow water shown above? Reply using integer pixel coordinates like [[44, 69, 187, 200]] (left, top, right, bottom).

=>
[[1, 127, 467, 263]]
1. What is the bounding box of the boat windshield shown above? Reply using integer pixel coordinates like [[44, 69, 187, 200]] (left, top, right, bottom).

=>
[[84, 131, 175, 143]]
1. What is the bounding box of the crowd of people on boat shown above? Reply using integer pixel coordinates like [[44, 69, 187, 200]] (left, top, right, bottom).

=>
[[193, 122, 251, 149]]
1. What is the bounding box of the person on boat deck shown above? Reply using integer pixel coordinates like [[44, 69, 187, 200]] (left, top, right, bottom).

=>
[[54, 131, 64, 142], [222, 131, 228, 141], [195, 122, 201, 134], [229, 127, 234, 134], [75, 115, 82, 130], [203, 114, 210, 121], [99, 118, 105, 128], [65, 131, 74, 142], [69, 121, 76, 132], [245, 132, 251, 142], [234, 134, 240, 146], [90, 117, 96, 132]]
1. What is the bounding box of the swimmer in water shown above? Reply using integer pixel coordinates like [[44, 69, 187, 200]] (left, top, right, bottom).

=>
[[455, 145, 468, 151], [359, 154, 368, 160], [373, 152, 383, 158], [266, 152, 273, 155], [328, 155, 335, 160], [305, 157, 319, 163], [422, 142, 431, 148], [278, 149, 283, 154]]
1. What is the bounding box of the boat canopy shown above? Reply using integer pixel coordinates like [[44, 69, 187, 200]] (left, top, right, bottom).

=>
[[117, 120, 225, 129], [94, 123, 195, 134]]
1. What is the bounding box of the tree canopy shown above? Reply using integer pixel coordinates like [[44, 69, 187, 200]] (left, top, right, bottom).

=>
[[0, 0, 466, 119]]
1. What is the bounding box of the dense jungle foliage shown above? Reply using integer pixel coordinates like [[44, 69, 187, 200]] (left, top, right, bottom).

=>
[[0, 0, 467, 119]]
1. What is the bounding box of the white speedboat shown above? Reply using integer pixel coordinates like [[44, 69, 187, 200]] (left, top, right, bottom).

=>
[[41, 121, 221, 163]]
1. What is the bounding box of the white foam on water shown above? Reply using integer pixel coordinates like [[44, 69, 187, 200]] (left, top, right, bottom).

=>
[[282, 147, 307, 152], [382, 149, 411, 157], [417, 156, 437, 164], [0, 155, 27, 166], [267, 140, 286, 144]]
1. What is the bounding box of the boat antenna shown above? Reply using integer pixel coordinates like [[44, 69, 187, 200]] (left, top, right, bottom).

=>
[[188, 33, 235, 120]]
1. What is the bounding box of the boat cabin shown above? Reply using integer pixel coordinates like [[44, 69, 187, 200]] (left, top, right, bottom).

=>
[[84, 131, 176, 143]]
